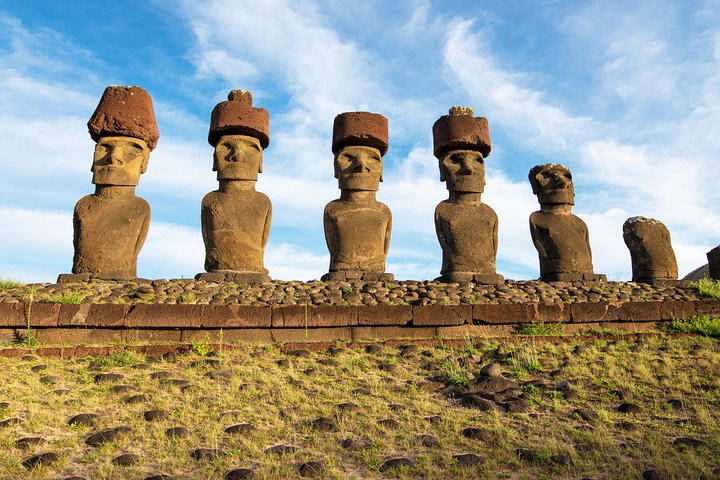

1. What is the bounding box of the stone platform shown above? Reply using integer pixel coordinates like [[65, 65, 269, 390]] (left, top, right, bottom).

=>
[[0, 278, 716, 350]]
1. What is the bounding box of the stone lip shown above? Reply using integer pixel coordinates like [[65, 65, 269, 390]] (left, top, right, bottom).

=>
[[332, 112, 388, 155], [208, 90, 270, 148], [432, 111, 491, 158], [87, 86, 159, 150]]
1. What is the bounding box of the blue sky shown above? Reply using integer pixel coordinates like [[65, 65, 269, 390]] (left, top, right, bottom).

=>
[[1, 0, 718, 283]]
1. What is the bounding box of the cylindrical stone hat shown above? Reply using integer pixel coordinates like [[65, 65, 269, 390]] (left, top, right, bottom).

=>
[[87, 86, 160, 151], [432, 106, 491, 159], [208, 89, 270, 148], [332, 111, 388, 155]]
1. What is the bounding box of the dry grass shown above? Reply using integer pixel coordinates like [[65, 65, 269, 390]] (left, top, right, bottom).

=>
[[0, 336, 718, 479]]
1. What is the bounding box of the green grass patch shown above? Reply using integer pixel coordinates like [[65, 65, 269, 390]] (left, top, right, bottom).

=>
[[660, 315, 720, 338], [0, 278, 23, 290], [40, 292, 86, 304], [514, 321, 564, 336], [695, 278, 720, 300], [88, 350, 145, 370]]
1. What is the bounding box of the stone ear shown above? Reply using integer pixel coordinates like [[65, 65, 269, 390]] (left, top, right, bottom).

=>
[[439, 162, 446, 182], [140, 149, 150, 174], [333, 155, 339, 179], [258, 158, 263, 174]]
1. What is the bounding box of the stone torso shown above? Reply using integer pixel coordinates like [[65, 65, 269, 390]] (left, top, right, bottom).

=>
[[529, 211, 594, 277], [435, 201, 498, 275], [72, 194, 150, 277], [201, 190, 271, 273], [324, 199, 391, 272]]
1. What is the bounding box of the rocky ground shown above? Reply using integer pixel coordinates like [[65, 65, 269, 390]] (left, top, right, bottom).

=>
[[0, 279, 702, 306], [0, 336, 717, 479]]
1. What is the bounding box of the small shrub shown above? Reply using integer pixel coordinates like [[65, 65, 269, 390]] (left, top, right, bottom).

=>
[[191, 336, 214, 357], [12, 329, 38, 348], [660, 315, 720, 338], [0, 279, 23, 290], [695, 278, 720, 300], [514, 321, 564, 336]]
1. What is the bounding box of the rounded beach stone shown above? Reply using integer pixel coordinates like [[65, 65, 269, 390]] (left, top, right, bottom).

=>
[[225, 423, 255, 434], [225, 468, 255, 480], [298, 460, 324, 478], [112, 453, 140, 466], [22, 452, 59, 469], [190, 448, 224, 461], [68, 413, 99, 427], [379, 457, 416, 472], [165, 427, 189, 438], [144, 409, 168, 422]]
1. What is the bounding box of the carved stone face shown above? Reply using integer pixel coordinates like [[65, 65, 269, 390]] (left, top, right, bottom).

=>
[[531, 164, 575, 205], [440, 149, 485, 193], [214, 134, 263, 181], [334, 145, 383, 191], [91, 136, 150, 186]]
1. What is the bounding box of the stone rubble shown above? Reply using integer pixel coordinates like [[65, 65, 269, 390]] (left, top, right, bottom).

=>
[[0, 279, 700, 306]]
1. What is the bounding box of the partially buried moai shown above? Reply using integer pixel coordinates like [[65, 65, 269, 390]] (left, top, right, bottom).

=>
[[196, 90, 272, 283], [623, 216, 678, 284], [322, 112, 393, 281], [58, 86, 159, 283], [432, 106, 504, 284], [528, 164, 606, 282]]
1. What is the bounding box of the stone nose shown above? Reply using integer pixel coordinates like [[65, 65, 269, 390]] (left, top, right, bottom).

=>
[[458, 154, 476, 175], [228, 149, 246, 163], [108, 146, 126, 165], [352, 156, 372, 173]]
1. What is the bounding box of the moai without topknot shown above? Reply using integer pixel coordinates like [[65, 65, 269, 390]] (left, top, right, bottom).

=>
[[196, 90, 272, 283], [58, 86, 159, 283], [432, 106, 504, 284], [528, 164, 606, 282], [322, 112, 393, 282], [623, 216, 678, 285]]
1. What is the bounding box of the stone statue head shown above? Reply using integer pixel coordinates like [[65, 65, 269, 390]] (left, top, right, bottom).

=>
[[208, 90, 269, 181], [213, 134, 263, 181], [87, 86, 158, 186], [332, 111, 388, 191], [528, 163, 575, 205], [432, 106, 491, 193], [91, 136, 150, 186]]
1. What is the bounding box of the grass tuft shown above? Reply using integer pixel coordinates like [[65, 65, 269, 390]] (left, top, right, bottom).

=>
[[695, 278, 720, 300], [88, 350, 145, 370], [660, 315, 720, 338], [40, 292, 86, 304], [514, 321, 564, 336], [0, 278, 23, 290]]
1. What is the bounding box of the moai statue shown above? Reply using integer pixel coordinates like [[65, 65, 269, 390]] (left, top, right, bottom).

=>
[[432, 106, 504, 284], [708, 246, 720, 280], [528, 164, 606, 282], [322, 112, 393, 281], [58, 86, 159, 283], [196, 90, 272, 283], [622, 216, 678, 284]]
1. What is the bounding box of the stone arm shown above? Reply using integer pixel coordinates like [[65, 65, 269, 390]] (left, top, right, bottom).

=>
[[262, 203, 272, 249], [434, 207, 449, 251], [384, 211, 392, 258], [134, 209, 151, 260], [200, 203, 210, 249], [71, 207, 81, 271], [493, 213, 499, 259], [529, 216, 547, 259], [323, 205, 336, 257]]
